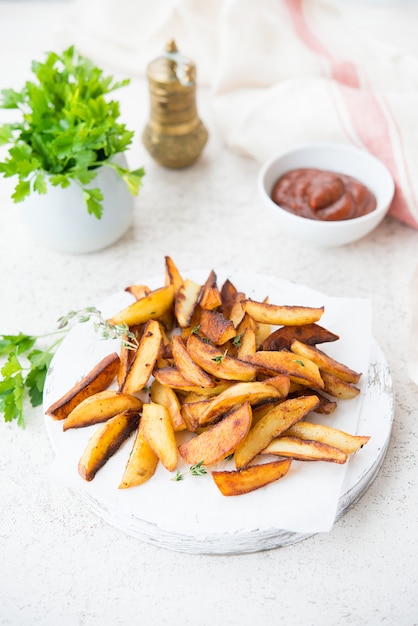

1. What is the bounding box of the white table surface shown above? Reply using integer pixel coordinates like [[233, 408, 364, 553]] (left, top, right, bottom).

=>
[[1, 2, 417, 625]]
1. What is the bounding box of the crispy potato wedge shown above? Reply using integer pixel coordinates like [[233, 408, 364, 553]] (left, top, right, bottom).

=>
[[261, 323, 339, 351], [108, 285, 175, 327], [200, 270, 222, 310], [212, 459, 292, 496], [150, 379, 186, 431], [78, 409, 140, 481], [290, 339, 362, 384], [176, 381, 234, 396], [119, 426, 159, 488], [117, 326, 145, 388], [165, 255, 184, 294], [242, 299, 324, 326], [321, 371, 361, 399], [228, 292, 247, 328], [261, 436, 347, 463], [186, 333, 257, 381], [175, 278, 203, 328], [179, 402, 252, 465], [63, 390, 143, 431], [198, 380, 289, 427], [121, 319, 163, 394], [235, 327, 257, 359], [234, 394, 320, 469], [153, 366, 201, 389], [141, 402, 178, 471], [283, 421, 370, 454], [46, 352, 121, 420], [199, 309, 237, 345], [171, 334, 216, 387], [124, 285, 151, 300], [220, 278, 238, 318], [289, 389, 337, 414], [243, 350, 324, 388]]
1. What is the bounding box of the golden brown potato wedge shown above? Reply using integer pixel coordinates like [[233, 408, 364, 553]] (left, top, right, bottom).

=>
[[228, 292, 247, 328], [150, 379, 186, 431], [212, 459, 292, 496], [153, 366, 201, 389], [63, 390, 143, 431], [235, 327, 257, 359], [124, 285, 151, 300], [46, 352, 121, 421], [165, 255, 184, 294], [260, 323, 339, 351], [141, 402, 178, 471], [290, 339, 362, 384], [220, 278, 238, 318], [78, 409, 140, 482], [119, 426, 159, 488], [171, 334, 216, 387], [179, 402, 252, 465], [199, 309, 237, 345], [117, 326, 145, 388], [243, 350, 324, 388], [198, 380, 289, 427], [186, 333, 257, 381], [120, 319, 163, 394], [321, 371, 361, 399], [199, 270, 222, 310], [283, 421, 370, 454], [242, 299, 324, 326], [261, 436, 347, 463], [175, 278, 203, 328], [108, 285, 175, 327], [289, 389, 337, 414], [234, 394, 320, 469]]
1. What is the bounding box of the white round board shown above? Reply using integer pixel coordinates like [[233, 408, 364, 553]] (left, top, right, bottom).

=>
[[43, 270, 394, 554]]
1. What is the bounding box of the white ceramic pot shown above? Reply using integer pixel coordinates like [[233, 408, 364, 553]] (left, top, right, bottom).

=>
[[21, 154, 134, 254]]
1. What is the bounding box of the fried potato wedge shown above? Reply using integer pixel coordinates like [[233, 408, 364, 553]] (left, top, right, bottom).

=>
[[212, 459, 292, 496], [120, 319, 163, 394], [220, 278, 238, 318], [141, 402, 178, 471], [78, 409, 140, 482], [175, 278, 202, 328], [153, 366, 202, 389], [242, 299, 324, 326], [261, 436, 347, 464], [321, 371, 361, 399], [46, 352, 121, 420], [261, 323, 339, 351], [243, 350, 324, 388], [165, 255, 184, 294], [234, 394, 320, 469], [63, 390, 143, 431], [124, 285, 151, 300], [108, 285, 175, 327], [290, 339, 362, 384], [186, 333, 257, 381], [199, 309, 237, 345], [289, 389, 337, 414], [228, 292, 247, 328], [283, 421, 370, 454], [150, 379, 186, 431], [171, 334, 215, 387], [179, 402, 252, 465], [235, 327, 257, 359], [199, 270, 222, 310], [198, 379, 289, 427], [119, 427, 159, 488]]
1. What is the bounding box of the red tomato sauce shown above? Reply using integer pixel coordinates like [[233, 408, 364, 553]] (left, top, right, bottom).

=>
[[271, 168, 377, 221]]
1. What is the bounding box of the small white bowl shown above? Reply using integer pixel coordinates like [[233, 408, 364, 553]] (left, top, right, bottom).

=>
[[258, 143, 395, 247]]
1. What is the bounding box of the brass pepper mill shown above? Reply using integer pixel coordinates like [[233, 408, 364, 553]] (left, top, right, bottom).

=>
[[142, 39, 208, 168]]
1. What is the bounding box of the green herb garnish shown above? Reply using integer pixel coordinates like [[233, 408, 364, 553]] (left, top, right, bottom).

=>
[[0, 46, 145, 218]]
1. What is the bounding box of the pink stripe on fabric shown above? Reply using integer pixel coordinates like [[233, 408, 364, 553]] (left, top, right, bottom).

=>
[[283, 0, 416, 227]]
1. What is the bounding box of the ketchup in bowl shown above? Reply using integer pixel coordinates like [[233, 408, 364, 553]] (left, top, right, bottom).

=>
[[271, 168, 376, 221]]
